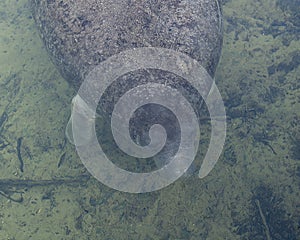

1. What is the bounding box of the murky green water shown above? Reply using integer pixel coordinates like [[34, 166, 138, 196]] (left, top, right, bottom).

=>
[[0, 0, 299, 239]]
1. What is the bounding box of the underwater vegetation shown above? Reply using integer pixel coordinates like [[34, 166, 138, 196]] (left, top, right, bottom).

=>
[[223, 145, 237, 166], [276, 0, 300, 16], [233, 185, 298, 240], [288, 113, 300, 161], [267, 51, 300, 78], [271, 0, 300, 46], [290, 138, 300, 161], [289, 130, 300, 161]]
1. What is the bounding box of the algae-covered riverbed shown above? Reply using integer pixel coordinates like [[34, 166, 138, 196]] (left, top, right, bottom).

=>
[[0, 0, 299, 239]]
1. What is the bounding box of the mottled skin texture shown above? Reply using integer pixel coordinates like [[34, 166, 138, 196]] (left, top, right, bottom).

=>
[[31, 0, 223, 172], [31, 0, 222, 89]]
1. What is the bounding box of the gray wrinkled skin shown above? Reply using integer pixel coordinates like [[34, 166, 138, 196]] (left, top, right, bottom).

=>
[[30, 0, 223, 174]]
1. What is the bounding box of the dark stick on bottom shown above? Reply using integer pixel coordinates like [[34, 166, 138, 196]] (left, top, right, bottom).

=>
[[16, 137, 24, 172]]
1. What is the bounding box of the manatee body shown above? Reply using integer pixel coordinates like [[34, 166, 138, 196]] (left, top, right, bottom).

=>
[[31, 0, 222, 89], [31, 0, 223, 174]]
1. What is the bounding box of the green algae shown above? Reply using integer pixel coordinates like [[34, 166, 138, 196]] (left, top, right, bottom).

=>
[[0, 0, 299, 239]]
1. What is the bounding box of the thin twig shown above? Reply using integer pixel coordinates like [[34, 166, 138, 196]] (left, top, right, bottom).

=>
[[255, 199, 272, 240], [0, 190, 23, 203]]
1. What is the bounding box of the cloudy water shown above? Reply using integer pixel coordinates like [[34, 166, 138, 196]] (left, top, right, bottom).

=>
[[0, 0, 299, 239]]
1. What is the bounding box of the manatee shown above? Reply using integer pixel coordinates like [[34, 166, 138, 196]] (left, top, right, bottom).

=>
[[30, 0, 223, 176], [30, 0, 222, 88]]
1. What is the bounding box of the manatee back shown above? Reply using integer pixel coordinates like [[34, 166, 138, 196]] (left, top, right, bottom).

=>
[[31, 0, 224, 176], [30, 0, 223, 89]]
